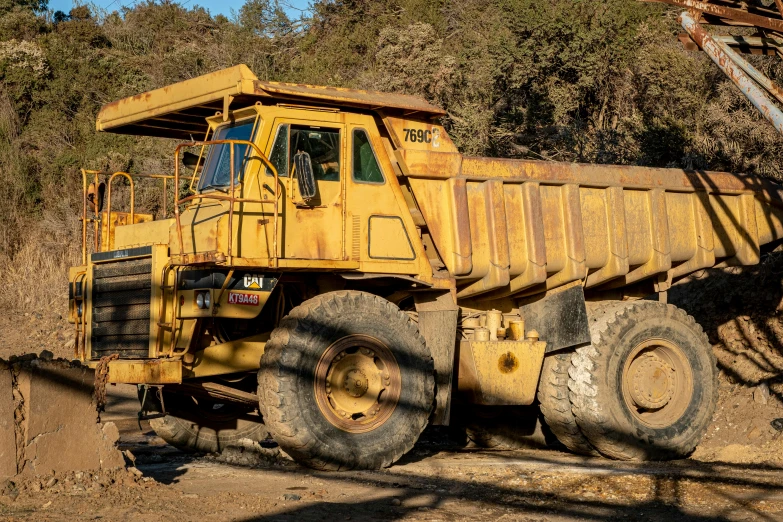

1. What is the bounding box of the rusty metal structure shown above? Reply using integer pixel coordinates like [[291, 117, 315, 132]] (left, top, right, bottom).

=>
[[646, 0, 783, 134], [66, 63, 783, 469]]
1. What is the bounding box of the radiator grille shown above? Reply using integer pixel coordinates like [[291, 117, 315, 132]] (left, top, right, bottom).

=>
[[91, 257, 152, 359]]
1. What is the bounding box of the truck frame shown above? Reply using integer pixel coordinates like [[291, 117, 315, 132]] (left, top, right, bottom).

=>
[[69, 64, 783, 469]]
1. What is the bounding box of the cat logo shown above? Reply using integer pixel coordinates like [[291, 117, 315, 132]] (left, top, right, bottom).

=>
[[243, 275, 264, 289]]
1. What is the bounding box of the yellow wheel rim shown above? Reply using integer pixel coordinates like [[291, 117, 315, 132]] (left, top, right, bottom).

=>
[[314, 334, 401, 433]]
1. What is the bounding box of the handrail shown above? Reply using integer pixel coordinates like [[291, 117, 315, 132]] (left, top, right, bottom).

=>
[[173, 139, 281, 267], [79, 169, 175, 262], [105, 172, 135, 252]]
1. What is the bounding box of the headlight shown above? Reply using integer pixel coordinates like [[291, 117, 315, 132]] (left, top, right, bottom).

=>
[[195, 291, 211, 310]]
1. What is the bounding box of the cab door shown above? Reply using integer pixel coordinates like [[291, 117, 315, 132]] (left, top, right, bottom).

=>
[[265, 120, 345, 261]]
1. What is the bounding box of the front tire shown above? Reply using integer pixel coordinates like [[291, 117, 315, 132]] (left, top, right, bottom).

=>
[[568, 301, 718, 460], [258, 290, 435, 471]]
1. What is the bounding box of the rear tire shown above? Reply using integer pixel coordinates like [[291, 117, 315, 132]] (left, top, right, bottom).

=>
[[148, 393, 269, 454], [537, 352, 599, 456], [568, 301, 718, 460], [258, 290, 434, 471]]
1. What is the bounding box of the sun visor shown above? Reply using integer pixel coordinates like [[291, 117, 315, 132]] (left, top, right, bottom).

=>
[[95, 65, 264, 140], [96, 64, 447, 140]]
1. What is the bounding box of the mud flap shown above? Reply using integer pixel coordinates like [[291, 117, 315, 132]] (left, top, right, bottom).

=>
[[520, 284, 590, 353], [415, 292, 458, 426]]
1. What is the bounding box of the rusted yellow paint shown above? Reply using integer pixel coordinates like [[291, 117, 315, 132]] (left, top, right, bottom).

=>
[[105, 358, 182, 384], [113, 218, 173, 250], [457, 339, 547, 405]]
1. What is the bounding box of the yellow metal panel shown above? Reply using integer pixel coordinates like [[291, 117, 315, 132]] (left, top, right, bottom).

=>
[[408, 177, 472, 275], [580, 188, 610, 270], [755, 196, 783, 245], [184, 334, 267, 378], [107, 359, 182, 384], [114, 219, 173, 250], [368, 216, 415, 259], [97, 65, 259, 135], [100, 212, 153, 252], [541, 184, 587, 290], [671, 192, 716, 278], [257, 83, 446, 117], [458, 340, 547, 405], [457, 180, 510, 298], [382, 116, 457, 152], [500, 182, 548, 296], [585, 186, 629, 287], [665, 192, 699, 262], [708, 194, 742, 259], [624, 189, 672, 285], [623, 190, 655, 266]]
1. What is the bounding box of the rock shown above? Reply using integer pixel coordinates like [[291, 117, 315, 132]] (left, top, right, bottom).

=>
[[282, 493, 301, 501], [123, 450, 136, 466], [754, 382, 770, 405], [391, 498, 401, 506]]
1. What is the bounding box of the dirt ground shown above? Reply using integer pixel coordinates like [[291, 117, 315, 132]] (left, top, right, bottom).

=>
[[2, 259, 783, 520], [0, 405, 781, 521]]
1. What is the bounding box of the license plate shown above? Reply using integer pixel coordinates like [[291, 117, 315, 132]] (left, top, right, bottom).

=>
[[227, 292, 259, 306]]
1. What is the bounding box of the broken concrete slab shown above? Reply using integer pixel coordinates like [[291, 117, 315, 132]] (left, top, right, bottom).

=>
[[0, 361, 16, 478], [0, 356, 125, 481]]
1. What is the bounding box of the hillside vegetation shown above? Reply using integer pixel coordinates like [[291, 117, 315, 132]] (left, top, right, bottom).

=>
[[1, 0, 782, 316]]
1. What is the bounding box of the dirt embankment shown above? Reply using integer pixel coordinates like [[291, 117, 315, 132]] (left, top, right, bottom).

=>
[[0, 355, 125, 484], [670, 253, 783, 464]]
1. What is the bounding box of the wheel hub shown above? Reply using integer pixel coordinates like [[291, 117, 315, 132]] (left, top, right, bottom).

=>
[[627, 353, 675, 410], [621, 339, 694, 429], [314, 335, 401, 433]]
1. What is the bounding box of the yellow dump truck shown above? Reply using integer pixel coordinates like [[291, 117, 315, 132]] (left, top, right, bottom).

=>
[[68, 64, 783, 469]]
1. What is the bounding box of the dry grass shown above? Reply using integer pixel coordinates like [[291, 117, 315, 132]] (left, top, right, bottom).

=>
[[0, 230, 76, 317]]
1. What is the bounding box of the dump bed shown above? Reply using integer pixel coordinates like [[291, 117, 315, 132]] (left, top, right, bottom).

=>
[[405, 156, 783, 300]]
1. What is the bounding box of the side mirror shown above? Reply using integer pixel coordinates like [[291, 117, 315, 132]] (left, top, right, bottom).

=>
[[293, 151, 317, 203], [182, 151, 201, 170]]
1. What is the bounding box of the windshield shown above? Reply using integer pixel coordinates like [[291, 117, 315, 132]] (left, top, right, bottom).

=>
[[198, 119, 257, 191]]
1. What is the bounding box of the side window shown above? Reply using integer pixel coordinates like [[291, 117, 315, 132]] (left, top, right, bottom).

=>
[[290, 126, 340, 181], [352, 128, 384, 184], [266, 124, 289, 177]]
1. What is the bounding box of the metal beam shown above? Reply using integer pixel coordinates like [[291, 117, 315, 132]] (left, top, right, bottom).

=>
[[681, 11, 783, 135], [648, 0, 783, 33]]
